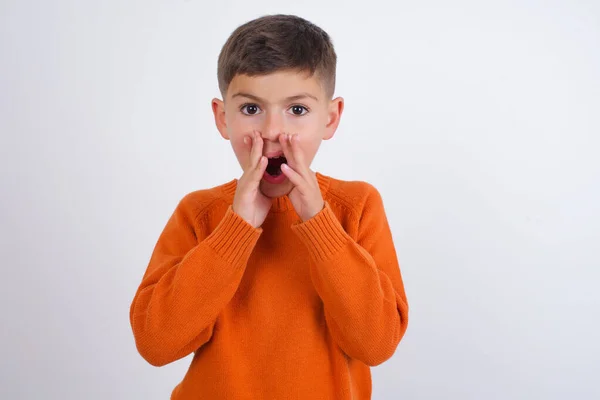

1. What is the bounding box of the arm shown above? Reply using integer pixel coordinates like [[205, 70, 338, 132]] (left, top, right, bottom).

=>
[[291, 185, 409, 366], [129, 196, 261, 366]]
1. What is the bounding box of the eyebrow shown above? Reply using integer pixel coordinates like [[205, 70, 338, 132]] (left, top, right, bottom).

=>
[[231, 92, 319, 103]]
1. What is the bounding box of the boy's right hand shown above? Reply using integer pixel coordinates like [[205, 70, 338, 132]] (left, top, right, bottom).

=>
[[232, 131, 271, 228]]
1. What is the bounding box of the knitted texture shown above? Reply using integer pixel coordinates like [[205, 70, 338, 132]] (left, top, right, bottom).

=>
[[129, 172, 408, 400]]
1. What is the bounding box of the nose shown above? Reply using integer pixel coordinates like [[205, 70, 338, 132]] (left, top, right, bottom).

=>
[[260, 111, 285, 142]]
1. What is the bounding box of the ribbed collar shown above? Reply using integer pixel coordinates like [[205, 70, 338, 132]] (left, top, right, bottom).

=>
[[220, 171, 331, 213]]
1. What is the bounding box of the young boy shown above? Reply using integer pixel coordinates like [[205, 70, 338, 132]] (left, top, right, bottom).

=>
[[130, 14, 408, 400]]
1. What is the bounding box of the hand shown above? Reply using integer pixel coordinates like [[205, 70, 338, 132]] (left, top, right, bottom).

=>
[[232, 131, 272, 228], [279, 133, 325, 221]]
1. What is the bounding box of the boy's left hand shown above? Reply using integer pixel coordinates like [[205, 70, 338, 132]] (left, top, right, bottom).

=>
[[279, 133, 325, 222]]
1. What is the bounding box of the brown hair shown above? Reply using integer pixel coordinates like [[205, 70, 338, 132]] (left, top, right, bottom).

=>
[[217, 14, 337, 99]]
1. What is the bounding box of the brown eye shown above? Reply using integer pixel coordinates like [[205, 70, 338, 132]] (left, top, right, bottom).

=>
[[290, 105, 308, 116], [241, 104, 260, 115]]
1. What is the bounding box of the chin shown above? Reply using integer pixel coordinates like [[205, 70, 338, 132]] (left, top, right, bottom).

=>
[[259, 179, 292, 198]]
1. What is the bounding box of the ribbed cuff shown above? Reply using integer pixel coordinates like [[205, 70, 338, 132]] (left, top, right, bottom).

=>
[[204, 205, 262, 266], [291, 201, 349, 262]]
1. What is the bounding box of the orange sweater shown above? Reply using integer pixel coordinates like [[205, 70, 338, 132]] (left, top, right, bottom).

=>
[[129, 172, 408, 399]]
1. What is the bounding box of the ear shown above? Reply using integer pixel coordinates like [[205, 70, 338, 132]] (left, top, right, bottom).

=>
[[211, 98, 229, 140], [323, 97, 344, 140]]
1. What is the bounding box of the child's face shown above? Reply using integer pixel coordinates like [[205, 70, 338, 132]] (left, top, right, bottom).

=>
[[212, 69, 344, 198]]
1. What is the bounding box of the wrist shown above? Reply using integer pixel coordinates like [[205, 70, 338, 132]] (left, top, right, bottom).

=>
[[302, 200, 325, 221]]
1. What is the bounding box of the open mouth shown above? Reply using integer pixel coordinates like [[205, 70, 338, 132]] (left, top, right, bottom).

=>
[[266, 155, 287, 177]]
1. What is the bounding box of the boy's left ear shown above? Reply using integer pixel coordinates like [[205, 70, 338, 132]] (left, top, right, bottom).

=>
[[323, 97, 344, 140]]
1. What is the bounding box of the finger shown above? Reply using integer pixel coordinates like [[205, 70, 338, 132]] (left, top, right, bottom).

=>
[[249, 130, 263, 170], [241, 131, 259, 174], [282, 133, 308, 180], [289, 133, 308, 175], [279, 133, 297, 169], [280, 163, 308, 195], [242, 132, 253, 171], [255, 131, 264, 166], [251, 155, 268, 183]]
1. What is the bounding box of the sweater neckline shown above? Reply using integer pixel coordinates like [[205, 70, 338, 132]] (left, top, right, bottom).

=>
[[221, 171, 331, 213]]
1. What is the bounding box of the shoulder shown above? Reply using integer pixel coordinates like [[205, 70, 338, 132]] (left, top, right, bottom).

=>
[[322, 173, 384, 218], [174, 179, 237, 224]]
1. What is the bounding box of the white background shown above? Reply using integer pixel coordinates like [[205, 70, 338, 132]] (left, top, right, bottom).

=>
[[1, 0, 599, 399]]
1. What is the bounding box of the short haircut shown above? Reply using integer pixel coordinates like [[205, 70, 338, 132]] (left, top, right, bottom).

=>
[[217, 14, 337, 99]]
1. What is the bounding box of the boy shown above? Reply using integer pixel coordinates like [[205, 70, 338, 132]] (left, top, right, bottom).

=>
[[130, 14, 408, 400]]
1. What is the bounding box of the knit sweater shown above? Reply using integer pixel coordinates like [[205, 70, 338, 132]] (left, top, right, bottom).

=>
[[129, 172, 409, 399]]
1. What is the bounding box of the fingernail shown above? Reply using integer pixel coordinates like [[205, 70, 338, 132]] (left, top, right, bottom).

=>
[[243, 137, 248, 145]]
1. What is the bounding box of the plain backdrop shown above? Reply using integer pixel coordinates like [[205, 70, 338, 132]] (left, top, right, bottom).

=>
[[1, 0, 599, 399]]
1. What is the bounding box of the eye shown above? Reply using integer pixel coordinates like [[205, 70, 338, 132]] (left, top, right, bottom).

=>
[[240, 104, 261, 115], [289, 105, 309, 116]]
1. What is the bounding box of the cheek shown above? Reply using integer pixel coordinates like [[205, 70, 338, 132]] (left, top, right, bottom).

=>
[[230, 136, 244, 154], [234, 137, 252, 159], [286, 115, 322, 143], [227, 111, 260, 133], [228, 117, 250, 136], [287, 116, 322, 162], [227, 116, 253, 150], [299, 138, 321, 165], [228, 132, 252, 168]]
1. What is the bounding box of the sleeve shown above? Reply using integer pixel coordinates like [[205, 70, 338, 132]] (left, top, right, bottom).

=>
[[129, 196, 262, 367], [290, 185, 409, 366]]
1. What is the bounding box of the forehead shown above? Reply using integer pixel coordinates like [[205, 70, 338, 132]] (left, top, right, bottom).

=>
[[226, 69, 325, 103]]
